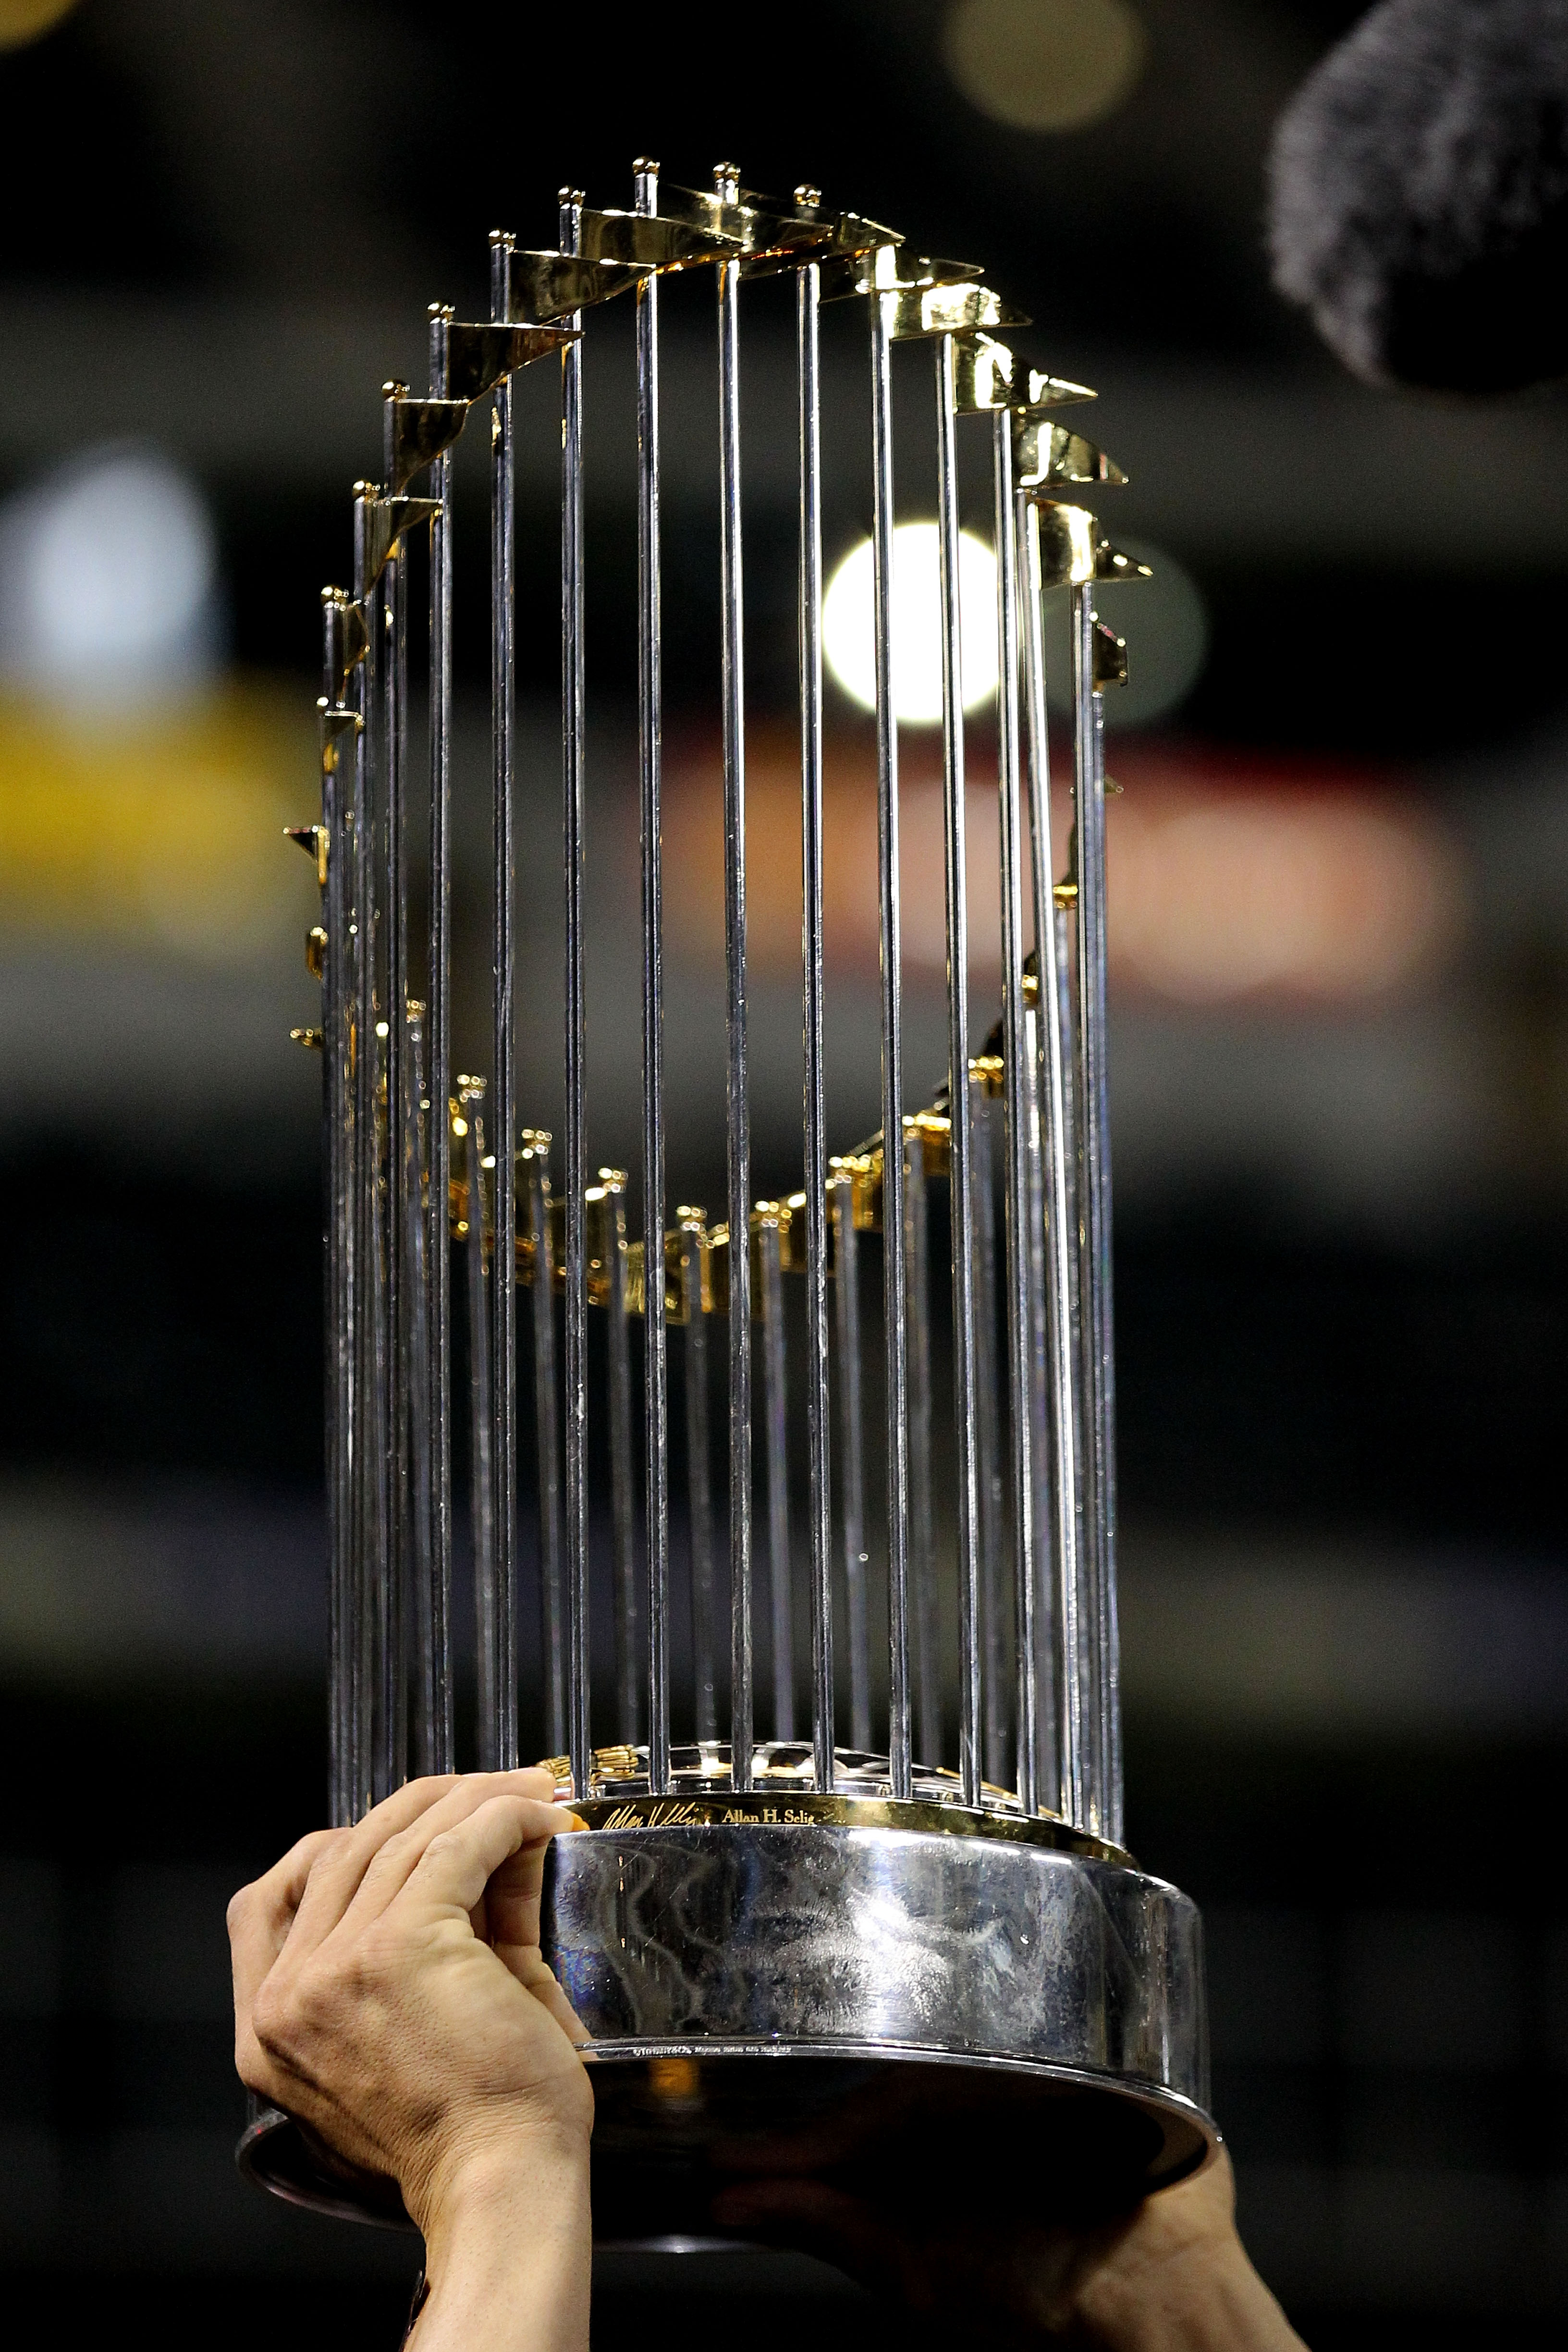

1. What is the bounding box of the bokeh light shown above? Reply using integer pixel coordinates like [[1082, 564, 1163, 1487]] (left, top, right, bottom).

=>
[[823, 522, 999, 724], [943, 0, 1147, 134], [0, 0, 80, 50], [1047, 538, 1209, 729], [0, 446, 221, 710]]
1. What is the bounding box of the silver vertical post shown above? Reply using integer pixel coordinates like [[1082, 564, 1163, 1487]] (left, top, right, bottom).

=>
[[715, 163, 754, 1796], [1022, 1017, 1058, 1811], [971, 1074, 1007, 1791], [426, 311, 456, 1776], [601, 1170, 638, 1745], [869, 282, 911, 1801], [526, 1136, 565, 1758], [933, 334, 981, 1810], [345, 572, 372, 1819], [634, 159, 671, 1796], [460, 1086, 498, 1767], [1018, 500, 1085, 1826], [993, 414, 1037, 1814], [830, 1165, 870, 1754], [559, 188, 592, 1805], [797, 233, 834, 1796], [405, 1004, 435, 1774], [759, 1208, 794, 1742], [1071, 585, 1122, 1846], [353, 493, 388, 1814], [905, 1127, 939, 1771], [318, 639, 356, 1827], [1057, 898, 1093, 1822], [680, 1208, 717, 1745], [489, 232, 519, 1773], [380, 463, 409, 1795]]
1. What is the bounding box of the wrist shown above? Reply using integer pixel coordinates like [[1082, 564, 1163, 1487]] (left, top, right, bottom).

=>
[[414, 2132, 592, 2352], [1075, 2226, 1299, 2352], [417, 2117, 591, 2252]]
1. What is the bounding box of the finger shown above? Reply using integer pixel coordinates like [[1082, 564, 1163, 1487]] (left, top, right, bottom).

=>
[[333, 1773, 563, 1936], [481, 1810, 583, 1956], [228, 1829, 338, 2053], [284, 1774, 464, 1959], [393, 1794, 576, 1928], [504, 1943, 593, 2048]]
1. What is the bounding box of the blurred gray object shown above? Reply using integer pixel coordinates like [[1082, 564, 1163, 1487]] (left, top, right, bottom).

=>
[[1269, 0, 1568, 391]]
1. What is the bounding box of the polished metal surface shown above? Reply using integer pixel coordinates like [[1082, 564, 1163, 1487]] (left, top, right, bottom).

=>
[[559, 188, 592, 1801], [425, 311, 456, 1780], [1019, 496, 1087, 1828], [992, 410, 1039, 1814], [904, 1126, 940, 1770], [869, 279, 911, 1803], [240, 1810, 1213, 2233], [934, 331, 982, 1811], [679, 1207, 717, 1744], [758, 1204, 794, 1743], [260, 155, 1217, 2242], [830, 1162, 871, 1753], [524, 1134, 566, 1759], [798, 236, 835, 1801], [716, 163, 755, 1802], [1071, 582, 1121, 1848], [489, 230, 520, 1775], [634, 158, 671, 1800], [459, 1083, 498, 1768]]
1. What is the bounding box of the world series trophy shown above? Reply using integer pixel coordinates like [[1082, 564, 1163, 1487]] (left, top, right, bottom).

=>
[[240, 159, 1215, 2241]]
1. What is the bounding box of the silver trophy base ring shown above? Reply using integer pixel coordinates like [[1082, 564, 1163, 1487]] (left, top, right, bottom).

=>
[[238, 1801, 1217, 2236]]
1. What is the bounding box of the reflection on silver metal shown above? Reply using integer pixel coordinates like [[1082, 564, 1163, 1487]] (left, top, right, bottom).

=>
[[830, 1165, 870, 1752], [635, 159, 671, 1801], [992, 409, 1036, 1815], [241, 1809, 1213, 2236], [425, 312, 455, 1781], [262, 154, 1212, 2235], [525, 1137, 565, 1759], [461, 1086, 497, 1769], [935, 332, 981, 1812], [1072, 584, 1122, 1848], [490, 232, 519, 1774], [798, 246, 834, 1800], [602, 1170, 638, 1743], [905, 1127, 940, 1769], [717, 165, 754, 1800], [871, 286, 912, 1804], [560, 189, 592, 1801], [679, 1209, 717, 1744], [759, 1208, 794, 1743]]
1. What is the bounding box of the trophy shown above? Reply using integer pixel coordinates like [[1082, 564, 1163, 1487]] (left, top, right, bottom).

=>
[[241, 160, 1215, 2239]]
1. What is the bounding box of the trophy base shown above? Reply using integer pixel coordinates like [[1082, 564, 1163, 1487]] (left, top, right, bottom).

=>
[[238, 1795, 1217, 2236]]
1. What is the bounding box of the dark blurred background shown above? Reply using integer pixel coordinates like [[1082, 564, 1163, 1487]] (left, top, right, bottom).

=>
[[2, 0, 1568, 2343]]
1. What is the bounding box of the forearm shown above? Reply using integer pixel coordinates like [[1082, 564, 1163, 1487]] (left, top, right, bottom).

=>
[[1073, 2231, 1304, 2352], [412, 2144, 592, 2352]]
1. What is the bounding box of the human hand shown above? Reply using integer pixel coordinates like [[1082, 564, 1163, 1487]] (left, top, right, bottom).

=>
[[228, 1772, 591, 2265], [712, 2142, 1302, 2351]]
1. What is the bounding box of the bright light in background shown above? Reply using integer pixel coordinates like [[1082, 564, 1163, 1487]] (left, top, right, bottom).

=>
[[0, 0, 80, 49], [1110, 772, 1461, 1001], [944, 0, 1147, 133], [1086, 539, 1208, 729], [0, 446, 296, 966], [823, 523, 998, 723], [663, 732, 1461, 1006], [0, 446, 221, 710]]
